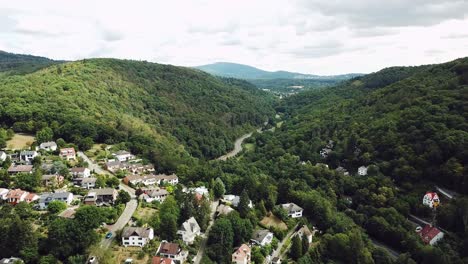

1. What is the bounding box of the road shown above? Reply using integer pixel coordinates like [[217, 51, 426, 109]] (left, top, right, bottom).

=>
[[268, 224, 298, 262], [370, 238, 400, 259], [78, 151, 138, 250], [435, 186, 458, 200], [216, 128, 262, 161], [408, 214, 449, 233], [193, 200, 219, 264]]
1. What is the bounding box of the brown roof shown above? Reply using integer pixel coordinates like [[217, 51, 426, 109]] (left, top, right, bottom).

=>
[[71, 167, 87, 173], [155, 174, 178, 180], [233, 244, 251, 259], [122, 227, 153, 238], [152, 256, 172, 264], [419, 224, 442, 244], [8, 164, 33, 173], [159, 241, 180, 255], [6, 189, 27, 199]]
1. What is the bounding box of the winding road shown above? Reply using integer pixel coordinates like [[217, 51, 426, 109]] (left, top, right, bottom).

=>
[[216, 128, 262, 161]]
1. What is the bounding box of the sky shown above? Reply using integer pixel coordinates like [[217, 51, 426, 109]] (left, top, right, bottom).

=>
[[0, 0, 467, 75]]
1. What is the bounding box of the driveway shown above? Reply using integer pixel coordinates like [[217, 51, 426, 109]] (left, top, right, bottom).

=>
[[100, 198, 138, 249], [193, 200, 219, 264], [268, 224, 298, 263], [77, 151, 109, 175]]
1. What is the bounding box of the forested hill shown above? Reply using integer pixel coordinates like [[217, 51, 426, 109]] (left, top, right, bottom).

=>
[[277, 57, 468, 193], [0, 50, 60, 75], [0, 58, 275, 169]]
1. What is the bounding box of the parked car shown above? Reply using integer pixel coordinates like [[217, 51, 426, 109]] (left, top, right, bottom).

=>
[[88, 256, 97, 263], [105, 232, 112, 239]]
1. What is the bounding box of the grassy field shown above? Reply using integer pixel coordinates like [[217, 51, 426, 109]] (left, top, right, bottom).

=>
[[112, 246, 150, 264], [133, 205, 158, 224], [260, 213, 288, 231], [7, 133, 35, 149], [243, 143, 255, 152]]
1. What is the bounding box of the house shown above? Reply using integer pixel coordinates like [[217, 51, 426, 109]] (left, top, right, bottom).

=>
[[7, 164, 33, 175], [19, 150, 38, 164], [6, 189, 38, 204], [216, 204, 234, 217], [70, 167, 91, 178], [74, 177, 97, 189], [269, 257, 281, 264], [0, 188, 10, 201], [251, 229, 273, 246], [121, 227, 154, 247], [232, 244, 251, 264], [113, 150, 135, 162], [297, 225, 314, 244], [417, 224, 444, 245], [177, 217, 201, 245], [319, 148, 332, 158], [41, 174, 64, 187], [152, 257, 174, 264], [124, 174, 159, 186], [222, 194, 253, 208], [281, 203, 303, 218], [38, 192, 73, 210], [0, 151, 7, 162], [187, 186, 208, 196], [39, 141, 57, 152], [140, 188, 169, 203], [358, 166, 368, 176], [155, 174, 179, 185], [105, 160, 122, 172], [423, 192, 440, 208], [335, 166, 349, 176], [60, 148, 76, 160], [84, 188, 117, 206], [0, 257, 24, 264], [157, 241, 188, 263]]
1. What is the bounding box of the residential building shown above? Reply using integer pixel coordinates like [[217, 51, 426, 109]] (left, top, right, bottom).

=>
[[232, 244, 251, 264], [155, 174, 179, 185], [423, 192, 440, 208], [269, 257, 281, 264], [19, 150, 38, 164], [157, 241, 188, 263], [358, 166, 368, 176], [7, 164, 33, 175], [177, 217, 201, 245], [38, 192, 73, 210], [38, 141, 57, 152], [121, 227, 154, 247], [251, 229, 273, 247], [41, 174, 64, 187], [70, 167, 91, 178], [124, 174, 159, 186], [187, 186, 208, 197], [281, 203, 303, 218], [335, 166, 349, 176], [297, 225, 314, 244], [74, 177, 97, 189], [105, 160, 122, 172], [0, 151, 7, 162], [0, 257, 24, 264], [216, 204, 234, 217], [60, 148, 76, 160], [319, 148, 332, 158], [222, 194, 253, 208], [140, 188, 169, 203], [0, 188, 10, 201], [113, 150, 135, 162], [151, 257, 174, 264], [6, 189, 38, 204], [84, 188, 117, 206], [417, 224, 444, 245]]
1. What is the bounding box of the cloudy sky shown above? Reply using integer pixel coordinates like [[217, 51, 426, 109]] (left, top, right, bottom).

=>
[[1, 0, 467, 75]]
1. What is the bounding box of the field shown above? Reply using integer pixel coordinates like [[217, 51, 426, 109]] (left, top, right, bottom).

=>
[[133, 206, 158, 224], [112, 246, 150, 264], [6, 133, 35, 149], [243, 143, 255, 152], [260, 213, 288, 231]]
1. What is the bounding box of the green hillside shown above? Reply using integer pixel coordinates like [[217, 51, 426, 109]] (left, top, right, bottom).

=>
[[0, 58, 275, 169], [0, 50, 60, 75]]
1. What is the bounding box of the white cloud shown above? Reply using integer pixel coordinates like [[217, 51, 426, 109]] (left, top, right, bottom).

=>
[[0, 0, 467, 74]]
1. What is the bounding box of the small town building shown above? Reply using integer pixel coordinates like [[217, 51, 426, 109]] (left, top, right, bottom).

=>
[[71, 167, 91, 178], [121, 227, 154, 247], [232, 244, 251, 264], [39, 141, 57, 152], [222, 194, 253, 208], [76, 177, 97, 189], [297, 225, 314, 244], [251, 229, 274, 247], [358, 166, 368, 176], [151, 257, 174, 264], [84, 188, 117, 206], [41, 174, 64, 187], [155, 174, 179, 185], [140, 188, 169, 203], [0, 188, 10, 201], [423, 192, 440, 208], [5, 189, 38, 204], [124, 174, 159, 186], [7, 164, 33, 175], [0, 151, 7, 161], [281, 203, 304, 218], [38, 192, 73, 210], [19, 150, 38, 164], [60, 148, 76, 160], [157, 241, 188, 263], [417, 224, 444, 245], [113, 150, 135, 162], [216, 204, 234, 217], [177, 217, 201, 245], [0, 257, 24, 264]]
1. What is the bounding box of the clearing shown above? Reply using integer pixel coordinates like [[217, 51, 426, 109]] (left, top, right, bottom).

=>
[[133, 206, 158, 224], [260, 213, 288, 231], [112, 246, 150, 264], [7, 133, 35, 150]]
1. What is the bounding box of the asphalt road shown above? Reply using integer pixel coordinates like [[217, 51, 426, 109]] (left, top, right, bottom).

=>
[[193, 200, 219, 264], [268, 224, 299, 262]]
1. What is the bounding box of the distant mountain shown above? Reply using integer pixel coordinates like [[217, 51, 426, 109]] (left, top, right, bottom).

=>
[[194, 62, 361, 80], [0, 50, 61, 74]]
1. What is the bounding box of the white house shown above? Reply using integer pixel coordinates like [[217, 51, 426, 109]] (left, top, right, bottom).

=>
[[121, 227, 154, 247], [140, 188, 169, 203], [157, 241, 188, 263], [251, 229, 274, 247], [423, 192, 440, 208], [281, 203, 303, 218], [124, 175, 159, 186], [113, 150, 135, 162], [177, 217, 201, 245], [0, 257, 24, 264], [155, 174, 179, 185], [7, 164, 33, 175], [222, 194, 253, 208], [38, 192, 73, 210], [358, 166, 368, 176], [417, 224, 444, 245], [60, 148, 76, 160], [80, 178, 97, 189], [297, 225, 314, 244], [0, 188, 9, 201], [0, 151, 7, 162], [70, 167, 91, 178], [19, 150, 38, 164], [232, 244, 251, 264], [5, 189, 38, 205], [39, 141, 57, 152]]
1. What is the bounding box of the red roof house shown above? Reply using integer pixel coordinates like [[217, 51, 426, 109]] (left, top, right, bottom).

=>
[[418, 224, 444, 245]]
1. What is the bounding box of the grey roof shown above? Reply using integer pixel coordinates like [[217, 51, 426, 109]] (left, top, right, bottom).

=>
[[251, 229, 272, 242], [0, 257, 24, 264], [145, 188, 169, 197], [90, 188, 116, 196], [115, 150, 131, 155], [106, 160, 121, 167], [8, 164, 33, 172], [41, 174, 58, 180], [40, 141, 57, 147], [20, 150, 37, 155], [39, 192, 72, 203], [281, 203, 303, 214], [82, 177, 97, 183], [180, 217, 200, 233], [122, 227, 152, 238], [71, 167, 88, 173]]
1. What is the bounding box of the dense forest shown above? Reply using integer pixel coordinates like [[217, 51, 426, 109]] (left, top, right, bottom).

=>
[[0, 55, 275, 170], [0, 51, 60, 75]]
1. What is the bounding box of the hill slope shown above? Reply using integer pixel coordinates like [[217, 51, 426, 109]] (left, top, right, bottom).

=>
[[277, 58, 468, 192], [0, 50, 60, 75], [0, 58, 275, 169]]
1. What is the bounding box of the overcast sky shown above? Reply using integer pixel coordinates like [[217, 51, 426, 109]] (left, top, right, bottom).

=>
[[1, 0, 467, 75]]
